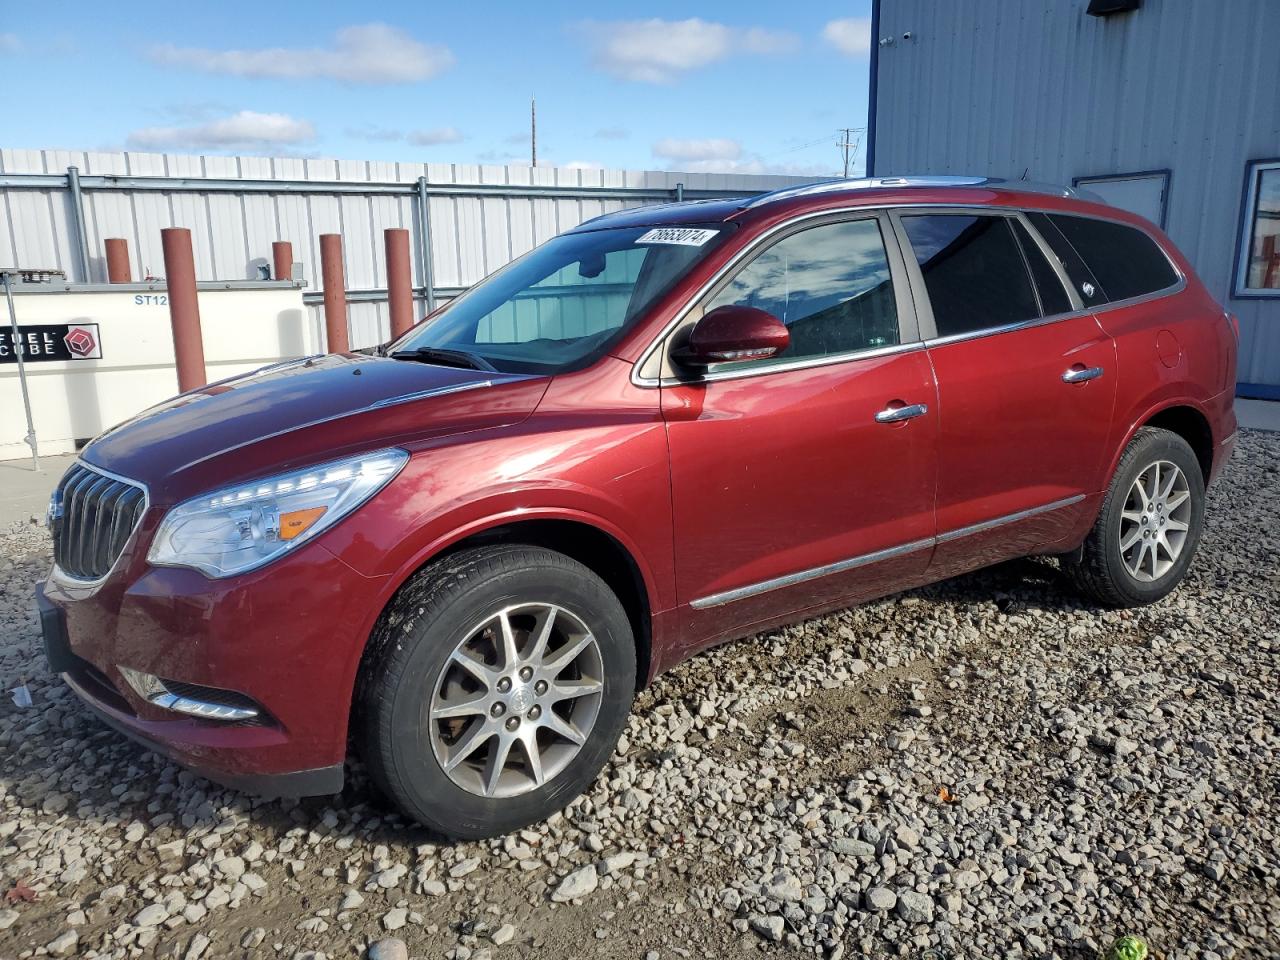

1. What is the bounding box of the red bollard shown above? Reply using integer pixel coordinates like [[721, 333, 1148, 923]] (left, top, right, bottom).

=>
[[272, 241, 294, 282], [105, 238, 132, 283], [319, 234, 350, 354], [161, 228, 208, 392], [385, 228, 414, 339]]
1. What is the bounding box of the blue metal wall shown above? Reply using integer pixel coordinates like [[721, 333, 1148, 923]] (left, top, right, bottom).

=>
[[871, 0, 1280, 393]]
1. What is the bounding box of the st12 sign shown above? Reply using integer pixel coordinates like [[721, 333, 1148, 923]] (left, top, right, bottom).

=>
[[0, 323, 103, 363]]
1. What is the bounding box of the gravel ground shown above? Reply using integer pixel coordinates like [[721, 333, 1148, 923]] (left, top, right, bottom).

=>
[[1, 431, 1277, 960]]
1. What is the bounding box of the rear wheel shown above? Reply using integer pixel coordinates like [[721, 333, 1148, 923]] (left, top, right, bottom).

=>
[[360, 545, 635, 838], [1065, 427, 1206, 607]]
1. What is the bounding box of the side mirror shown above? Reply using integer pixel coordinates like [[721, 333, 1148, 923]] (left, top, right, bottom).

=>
[[674, 305, 790, 367]]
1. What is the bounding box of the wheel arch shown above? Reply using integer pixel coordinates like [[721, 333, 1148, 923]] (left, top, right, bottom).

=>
[[351, 512, 656, 717], [1140, 404, 1214, 483]]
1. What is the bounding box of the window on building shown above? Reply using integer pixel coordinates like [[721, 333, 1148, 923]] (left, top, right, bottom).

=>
[[1026, 212, 1108, 307], [900, 214, 1041, 337], [1236, 160, 1280, 297], [1047, 214, 1179, 302], [705, 218, 900, 367], [1073, 171, 1169, 228]]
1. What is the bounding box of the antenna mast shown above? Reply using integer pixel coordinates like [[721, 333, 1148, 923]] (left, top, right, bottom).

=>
[[531, 97, 537, 167]]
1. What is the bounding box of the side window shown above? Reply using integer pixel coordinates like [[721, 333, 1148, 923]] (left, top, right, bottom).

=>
[[1012, 219, 1073, 316], [1026, 212, 1108, 306], [900, 214, 1040, 337], [1046, 213, 1179, 302], [705, 218, 899, 365]]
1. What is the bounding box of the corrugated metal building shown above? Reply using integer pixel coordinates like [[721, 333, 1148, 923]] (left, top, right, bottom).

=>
[[866, 0, 1280, 397]]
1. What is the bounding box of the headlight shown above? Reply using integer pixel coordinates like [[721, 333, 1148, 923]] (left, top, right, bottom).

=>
[[148, 448, 408, 578]]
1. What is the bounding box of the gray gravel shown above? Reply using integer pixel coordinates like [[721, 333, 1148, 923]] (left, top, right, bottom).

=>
[[1, 430, 1278, 959]]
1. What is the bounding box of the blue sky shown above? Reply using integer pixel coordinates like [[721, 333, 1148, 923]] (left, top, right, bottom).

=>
[[0, 2, 872, 176]]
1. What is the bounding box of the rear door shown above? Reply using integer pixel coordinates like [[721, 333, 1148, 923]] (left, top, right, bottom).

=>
[[891, 208, 1117, 578], [659, 212, 939, 656]]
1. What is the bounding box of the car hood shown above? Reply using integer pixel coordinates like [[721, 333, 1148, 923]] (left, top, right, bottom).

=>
[[82, 353, 549, 504]]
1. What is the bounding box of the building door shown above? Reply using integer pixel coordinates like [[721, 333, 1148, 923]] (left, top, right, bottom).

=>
[[1074, 172, 1171, 228]]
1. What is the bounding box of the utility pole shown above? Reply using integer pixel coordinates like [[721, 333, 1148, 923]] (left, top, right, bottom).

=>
[[838, 128, 864, 178], [531, 97, 537, 168]]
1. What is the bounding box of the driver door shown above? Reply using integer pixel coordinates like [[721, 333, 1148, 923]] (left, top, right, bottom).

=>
[[660, 213, 940, 657]]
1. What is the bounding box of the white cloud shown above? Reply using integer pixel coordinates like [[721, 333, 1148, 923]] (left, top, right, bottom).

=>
[[407, 127, 463, 146], [0, 33, 20, 53], [653, 137, 834, 175], [822, 18, 872, 57], [127, 111, 316, 152], [563, 160, 604, 170], [345, 124, 463, 146], [578, 18, 798, 84], [653, 137, 744, 164], [150, 23, 454, 85]]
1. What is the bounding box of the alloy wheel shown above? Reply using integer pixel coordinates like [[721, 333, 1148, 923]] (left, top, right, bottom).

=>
[[1118, 459, 1192, 583], [428, 602, 604, 798]]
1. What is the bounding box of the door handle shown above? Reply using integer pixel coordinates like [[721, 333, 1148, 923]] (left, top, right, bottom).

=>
[[1062, 365, 1104, 384], [875, 402, 929, 424]]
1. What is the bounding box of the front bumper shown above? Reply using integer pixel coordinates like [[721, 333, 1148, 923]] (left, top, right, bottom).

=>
[[36, 540, 389, 799]]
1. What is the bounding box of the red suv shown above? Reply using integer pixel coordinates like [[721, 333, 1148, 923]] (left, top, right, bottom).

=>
[[36, 177, 1238, 838]]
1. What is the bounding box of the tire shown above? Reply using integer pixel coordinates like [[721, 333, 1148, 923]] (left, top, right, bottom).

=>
[[359, 544, 635, 839], [1065, 426, 1206, 607]]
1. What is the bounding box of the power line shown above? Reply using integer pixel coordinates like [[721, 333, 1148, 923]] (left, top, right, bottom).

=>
[[838, 128, 865, 178]]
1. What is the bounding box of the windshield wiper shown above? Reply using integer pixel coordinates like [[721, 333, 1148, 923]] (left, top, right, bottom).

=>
[[388, 346, 496, 372]]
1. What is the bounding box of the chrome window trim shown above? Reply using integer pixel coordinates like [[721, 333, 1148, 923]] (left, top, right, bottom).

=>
[[631, 202, 1186, 389], [49, 460, 151, 591], [688, 494, 1085, 609], [657, 341, 925, 387]]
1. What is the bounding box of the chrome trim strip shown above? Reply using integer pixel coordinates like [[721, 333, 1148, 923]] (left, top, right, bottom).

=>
[[367, 379, 495, 410], [49, 460, 151, 591], [659, 341, 924, 387], [934, 495, 1085, 544], [688, 494, 1087, 609], [150, 691, 259, 722], [689, 537, 935, 609]]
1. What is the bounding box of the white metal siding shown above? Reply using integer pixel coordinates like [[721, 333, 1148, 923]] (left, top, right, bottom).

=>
[[873, 0, 1280, 387], [0, 150, 807, 349]]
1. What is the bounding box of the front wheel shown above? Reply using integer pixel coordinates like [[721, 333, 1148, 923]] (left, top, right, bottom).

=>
[[1065, 426, 1206, 607], [360, 545, 635, 838]]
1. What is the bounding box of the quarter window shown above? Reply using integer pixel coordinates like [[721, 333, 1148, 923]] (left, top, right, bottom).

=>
[[1236, 160, 1280, 296], [705, 218, 900, 365], [1026, 212, 1107, 306], [1046, 214, 1178, 302], [901, 214, 1040, 337]]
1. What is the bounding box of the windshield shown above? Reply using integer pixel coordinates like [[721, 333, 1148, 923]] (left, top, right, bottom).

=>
[[389, 224, 728, 374]]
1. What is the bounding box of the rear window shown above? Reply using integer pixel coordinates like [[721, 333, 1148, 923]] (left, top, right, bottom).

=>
[[1045, 214, 1179, 302]]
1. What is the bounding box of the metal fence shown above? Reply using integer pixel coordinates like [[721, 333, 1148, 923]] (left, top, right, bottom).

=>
[[0, 150, 808, 347]]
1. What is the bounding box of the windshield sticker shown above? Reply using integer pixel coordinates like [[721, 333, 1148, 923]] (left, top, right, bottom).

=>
[[636, 227, 719, 247]]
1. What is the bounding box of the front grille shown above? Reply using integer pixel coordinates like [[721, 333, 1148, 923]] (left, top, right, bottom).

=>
[[53, 463, 147, 581]]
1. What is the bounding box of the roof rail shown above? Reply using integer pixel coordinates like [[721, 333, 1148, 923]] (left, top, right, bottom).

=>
[[744, 176, 1098, 207]]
